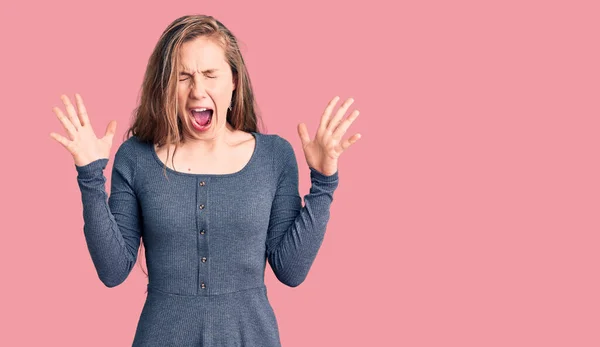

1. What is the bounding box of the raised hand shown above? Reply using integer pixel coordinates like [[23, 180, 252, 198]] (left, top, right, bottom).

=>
[[50, 94, 117, 167], [297, 96, 361, 176]]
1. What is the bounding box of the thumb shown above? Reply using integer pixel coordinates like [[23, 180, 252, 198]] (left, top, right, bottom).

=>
[[104, 120, 117, 143], [297, 123, 310, 147]]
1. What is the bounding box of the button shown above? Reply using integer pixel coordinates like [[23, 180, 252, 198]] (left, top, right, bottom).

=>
[[201, 257, 207, 262], [200, 230, 205, 235], [201, 282, 206, 289], [199, 181, 206, 186], [199, 204, 205, 209]]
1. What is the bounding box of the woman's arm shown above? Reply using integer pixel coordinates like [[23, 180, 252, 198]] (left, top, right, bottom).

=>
[[265, 137, 339, 287], [75, 140, 142, 288], [265, 96, 360, 287]]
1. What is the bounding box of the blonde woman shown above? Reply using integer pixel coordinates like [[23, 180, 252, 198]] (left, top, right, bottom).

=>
[[50, 14, 361, 346]]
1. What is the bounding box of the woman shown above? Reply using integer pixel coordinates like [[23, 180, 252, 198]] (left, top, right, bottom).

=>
[[50, 14, 361, 346]]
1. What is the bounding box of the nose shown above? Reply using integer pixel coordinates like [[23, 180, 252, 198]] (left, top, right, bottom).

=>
[[189, 78, 208, 99]]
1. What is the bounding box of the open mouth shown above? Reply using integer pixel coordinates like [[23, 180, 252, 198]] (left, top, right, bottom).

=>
[[190, 108, 213, 130]]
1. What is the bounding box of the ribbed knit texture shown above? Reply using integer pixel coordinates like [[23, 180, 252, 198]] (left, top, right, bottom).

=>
[[75, 131, 339, 346]]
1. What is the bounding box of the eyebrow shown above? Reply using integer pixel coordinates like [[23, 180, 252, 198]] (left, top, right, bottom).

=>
[[179, 68, 219, 75]]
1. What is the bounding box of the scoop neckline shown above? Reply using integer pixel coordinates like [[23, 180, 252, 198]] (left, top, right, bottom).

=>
[[150, 131, 259, 178]]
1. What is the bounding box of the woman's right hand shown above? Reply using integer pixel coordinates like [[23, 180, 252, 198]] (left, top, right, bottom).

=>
[[50, 93, 117, 167]]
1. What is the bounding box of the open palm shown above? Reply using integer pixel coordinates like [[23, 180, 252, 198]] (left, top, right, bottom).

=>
[[50, 93, 117, 167], [297, 96, 362, 176]]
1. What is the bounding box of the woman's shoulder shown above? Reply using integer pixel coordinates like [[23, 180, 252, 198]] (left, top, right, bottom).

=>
[[256, 132, 295, 157], [255, 133, 298, 179], [255, 131, 291, 148], [117, 135, 148, 152], [112, 135, 149, 167]]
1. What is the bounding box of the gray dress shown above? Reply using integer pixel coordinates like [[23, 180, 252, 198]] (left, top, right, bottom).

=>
[[75, 131, 339, 346]]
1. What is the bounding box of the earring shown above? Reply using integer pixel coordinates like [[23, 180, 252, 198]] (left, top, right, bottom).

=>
[[228, 102, 232, 111]]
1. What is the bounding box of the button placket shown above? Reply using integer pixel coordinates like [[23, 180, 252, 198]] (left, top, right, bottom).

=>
[[197, 177, 210, 294]]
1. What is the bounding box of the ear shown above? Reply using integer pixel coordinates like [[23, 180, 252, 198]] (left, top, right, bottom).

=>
[[232, 73, 237, 91]]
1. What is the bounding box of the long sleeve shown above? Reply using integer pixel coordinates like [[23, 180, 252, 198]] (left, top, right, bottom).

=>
[[265, 137, 339, 287], [75, 141, 142, 288]]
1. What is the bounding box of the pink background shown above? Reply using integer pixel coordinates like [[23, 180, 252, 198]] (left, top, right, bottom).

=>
[[1, 0, 599, 346]]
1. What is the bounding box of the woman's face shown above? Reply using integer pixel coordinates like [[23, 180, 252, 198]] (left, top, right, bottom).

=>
[[177, 36, 236, 139]]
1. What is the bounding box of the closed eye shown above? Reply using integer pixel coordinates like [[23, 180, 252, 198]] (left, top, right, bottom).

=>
[[179, 75, 217, 82]]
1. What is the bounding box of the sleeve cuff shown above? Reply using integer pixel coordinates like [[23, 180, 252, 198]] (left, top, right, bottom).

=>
[[309, 167, 339, 183], [75, 158, 110, 177]]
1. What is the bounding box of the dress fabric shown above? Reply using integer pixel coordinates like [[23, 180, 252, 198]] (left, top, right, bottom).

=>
[[74, 131, 339, 346]]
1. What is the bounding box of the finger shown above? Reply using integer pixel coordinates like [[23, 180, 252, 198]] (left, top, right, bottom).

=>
[[297, 123, 311, 147], [318, 96, 340, 136], [74, 93, 90, 127], [52, 106, 77, 139], [327, 97, 354, 133], [49, 132, 73, 152], [340, 133, 361, 151], [332, 110, 359, 140], [61, 94, 82, 130], [103, 120, 117, 143]]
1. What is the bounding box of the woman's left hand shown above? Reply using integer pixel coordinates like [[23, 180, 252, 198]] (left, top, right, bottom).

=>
[[297, 96, 361, 176]]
